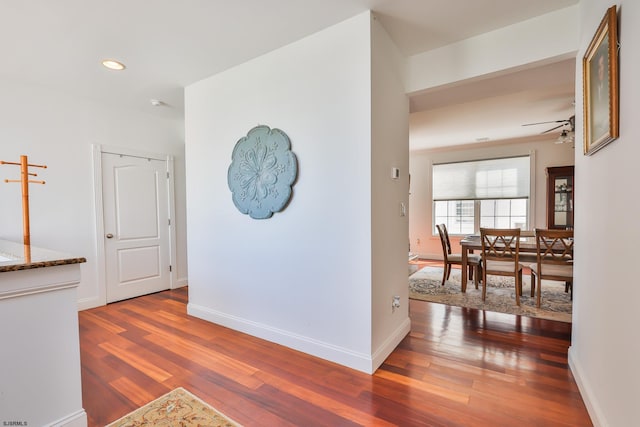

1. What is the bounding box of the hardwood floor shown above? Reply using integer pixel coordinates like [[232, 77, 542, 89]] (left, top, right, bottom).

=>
[[80, 282, 592, 426]]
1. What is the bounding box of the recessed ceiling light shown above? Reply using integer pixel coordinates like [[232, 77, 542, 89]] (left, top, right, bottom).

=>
[[475, 137, 490, 142], [101, 59, 126, 71]]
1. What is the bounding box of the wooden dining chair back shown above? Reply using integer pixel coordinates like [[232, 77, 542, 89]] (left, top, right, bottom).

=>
[[480, 228, 523, 305], [436, 224, 481, 290], [529, 228, 574, 308]]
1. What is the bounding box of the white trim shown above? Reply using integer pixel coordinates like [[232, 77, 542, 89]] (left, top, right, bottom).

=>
[[167, 155, 178, 289], [187, 303, 378, 374], [99, 144, 168, 161], [371, 318, 411, 372], [0, 263, 81, 300], [91, 144, 107, 307], [0, 282, 78, 300], [568, 347, 604, 427], [91, 144, 177, 307], [529, 149, 537, 229], [417, 252, 443, 261], [48, 409, 87, 427]]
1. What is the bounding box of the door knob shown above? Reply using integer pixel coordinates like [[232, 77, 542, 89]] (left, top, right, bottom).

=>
[[106, 233, 114, 239]]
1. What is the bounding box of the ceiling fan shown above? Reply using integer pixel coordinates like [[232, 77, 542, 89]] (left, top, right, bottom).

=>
[[522, 115, 575, 134], [522, 115, 575, 145]]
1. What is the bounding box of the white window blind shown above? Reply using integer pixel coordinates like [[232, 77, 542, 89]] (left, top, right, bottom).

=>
[[433, 156, 530, 201]]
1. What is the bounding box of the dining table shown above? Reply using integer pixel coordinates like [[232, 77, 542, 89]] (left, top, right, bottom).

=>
[[459, 234, 541, 293]]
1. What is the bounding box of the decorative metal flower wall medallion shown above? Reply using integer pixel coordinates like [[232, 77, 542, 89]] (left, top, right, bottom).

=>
[[227, 125, 298, 219]]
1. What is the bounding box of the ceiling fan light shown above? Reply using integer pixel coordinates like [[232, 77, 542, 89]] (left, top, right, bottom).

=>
[[567, 130, 575, 142], [555, 130, 568, 144], [555, 129, 575, 145]]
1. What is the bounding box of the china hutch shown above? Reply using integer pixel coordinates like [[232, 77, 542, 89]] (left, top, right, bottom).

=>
[[546, 166, 574, 229]]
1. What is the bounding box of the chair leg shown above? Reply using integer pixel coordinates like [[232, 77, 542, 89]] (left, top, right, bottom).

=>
[[530, 272, 535, 297], [473, 265, 479, 289], [446, 264, 452, 280], [518, 278, 523, 296], [536, 273, 542, 308], [441, 264, 448, 287], [482, 271, 487, 301]]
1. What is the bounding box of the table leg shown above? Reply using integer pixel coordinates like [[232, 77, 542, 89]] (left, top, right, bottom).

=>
[[461, 246, 468, 293]]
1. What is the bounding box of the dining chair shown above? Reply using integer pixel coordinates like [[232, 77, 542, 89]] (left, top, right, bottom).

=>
[[436, 224, 481, 290], [480, 228, 523, 305], [529, 228, 574, 308]]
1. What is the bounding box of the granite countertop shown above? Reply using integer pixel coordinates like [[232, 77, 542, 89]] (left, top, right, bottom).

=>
[[0, 239, 86, 273]]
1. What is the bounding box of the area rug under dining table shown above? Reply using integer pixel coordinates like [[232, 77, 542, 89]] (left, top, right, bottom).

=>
[[409, 266, 572, 323]]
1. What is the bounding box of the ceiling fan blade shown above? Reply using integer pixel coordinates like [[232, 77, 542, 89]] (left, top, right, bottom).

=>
[[541, 123, 565, 134], [522, 119, 567, 127]]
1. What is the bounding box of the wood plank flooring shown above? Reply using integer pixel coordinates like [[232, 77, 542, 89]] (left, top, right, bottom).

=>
[[80, 275, 592, 426]]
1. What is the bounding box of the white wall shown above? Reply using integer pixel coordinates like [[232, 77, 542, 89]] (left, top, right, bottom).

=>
[[0, 80, 188, 309], [569, 2, 640, 426], [409, 137, 575, 259], [370, 16, 411, 365], [185, 11, 409, 373], [406, 5, 579, 94]]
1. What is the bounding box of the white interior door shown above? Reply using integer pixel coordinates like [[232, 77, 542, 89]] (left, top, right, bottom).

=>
[[102, 153, 170, 303]]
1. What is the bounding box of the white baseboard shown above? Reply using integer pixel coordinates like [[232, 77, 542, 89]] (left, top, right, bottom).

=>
[[77, 295, 103, 311], [188, 303, 401, 374], [174, 277, 188, 288], [371, 317, 411, 372], [415, 252, 441, 261], [49, 409, 87, 427], [568, 346, 604, 427]]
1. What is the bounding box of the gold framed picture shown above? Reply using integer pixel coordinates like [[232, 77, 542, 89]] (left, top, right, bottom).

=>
[[583, 5, 619, 155]]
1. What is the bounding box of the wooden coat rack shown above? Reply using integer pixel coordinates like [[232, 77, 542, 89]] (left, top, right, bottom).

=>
[[1, 155, 47, 252]]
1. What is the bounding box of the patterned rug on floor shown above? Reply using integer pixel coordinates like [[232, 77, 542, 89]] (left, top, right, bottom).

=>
[[106, 387, 242, 427], [409, 266, 572, 323]]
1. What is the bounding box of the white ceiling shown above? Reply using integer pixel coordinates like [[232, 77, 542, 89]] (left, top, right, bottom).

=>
[[1, 0, 579, 147], [410, 58, 577, 150]]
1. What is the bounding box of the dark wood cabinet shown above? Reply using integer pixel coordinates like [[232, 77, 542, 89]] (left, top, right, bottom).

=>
[[546, 166, 574, 229]]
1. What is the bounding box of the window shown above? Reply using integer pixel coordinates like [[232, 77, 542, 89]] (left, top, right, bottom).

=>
[[434, 200, 475, 234], [432, 156, 530, 234]]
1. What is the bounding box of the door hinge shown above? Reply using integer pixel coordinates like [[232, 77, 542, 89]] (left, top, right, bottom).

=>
[[166, 171, 170, 179], [169, 265, 172, 272], [168, 218, 171, 226]]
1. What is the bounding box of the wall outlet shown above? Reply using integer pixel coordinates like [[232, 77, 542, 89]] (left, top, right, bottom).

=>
[[392, 295, 401, 312]]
